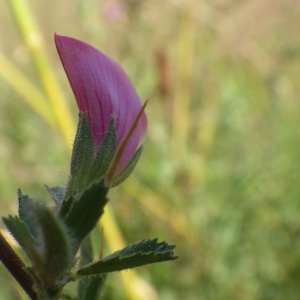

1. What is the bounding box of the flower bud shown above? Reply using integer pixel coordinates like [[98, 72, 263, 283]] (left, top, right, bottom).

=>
[[55, 34, 147, 176]]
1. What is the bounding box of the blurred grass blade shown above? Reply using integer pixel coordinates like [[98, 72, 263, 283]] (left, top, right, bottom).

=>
[[172, 0, 196, 161], [121, 177, 194, 241], [0, 51, 56, 128], [7, 0, 75, 147]]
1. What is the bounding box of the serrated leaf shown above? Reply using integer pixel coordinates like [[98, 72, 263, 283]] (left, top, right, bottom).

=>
[[2, 215, 36, 256], [64, 180, 109, 245], [18, 189, 37, 239], [87, 117, 117, 184], [110, 146, 143, 188], [32, 204, 71, 280], [45, 185, 65, 204], [65, 113, 94, 199], [76, 239, 178, 276]]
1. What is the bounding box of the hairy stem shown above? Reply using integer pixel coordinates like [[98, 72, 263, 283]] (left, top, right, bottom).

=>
[[0, 232, 38, 300]]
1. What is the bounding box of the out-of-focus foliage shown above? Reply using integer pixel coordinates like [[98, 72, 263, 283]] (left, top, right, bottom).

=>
[[1, 0, 300, 299]]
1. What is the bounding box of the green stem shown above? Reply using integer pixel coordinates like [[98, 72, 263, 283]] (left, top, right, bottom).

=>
[[0, 232, 38, 300]]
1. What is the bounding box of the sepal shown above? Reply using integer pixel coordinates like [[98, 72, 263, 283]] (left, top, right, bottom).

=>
[[111, 146, 143, 187], [64, 116, 117, 201], [76, 238, 178, 277], [87, 117, 117, 184], [65, 113, 94, 199]]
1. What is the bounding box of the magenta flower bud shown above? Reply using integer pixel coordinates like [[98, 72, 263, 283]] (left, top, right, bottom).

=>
[[55, 34, 147, 176]]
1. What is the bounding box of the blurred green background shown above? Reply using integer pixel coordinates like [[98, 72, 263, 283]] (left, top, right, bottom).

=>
[[1, 0, 300, 299]]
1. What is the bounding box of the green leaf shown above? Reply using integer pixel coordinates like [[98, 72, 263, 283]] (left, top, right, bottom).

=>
[[32, 204, 72, 280], [76, 239, 178, 276], [64, 180, 109, 245], [18, 188, 37, 238], [111, 146, 143, 188], [87, 117, 117, 184], [2, 215, 36, 255], [65, 113, 94, 199], [59, 195, 75, 220]]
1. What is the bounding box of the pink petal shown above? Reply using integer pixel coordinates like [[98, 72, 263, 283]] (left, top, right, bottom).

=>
[[55, 34, 147, 175]]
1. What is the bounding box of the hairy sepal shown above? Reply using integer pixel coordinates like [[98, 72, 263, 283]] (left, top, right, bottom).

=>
[[86, 117, 117, 184], [110, 146, 143, 187], [65, 113, 94, 200]]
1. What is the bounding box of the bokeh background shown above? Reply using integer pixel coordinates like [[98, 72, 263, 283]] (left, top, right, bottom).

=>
[[1, 0, 300, 299]]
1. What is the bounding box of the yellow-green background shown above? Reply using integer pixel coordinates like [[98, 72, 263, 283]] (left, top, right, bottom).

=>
[[0, 0, 300, 299]]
